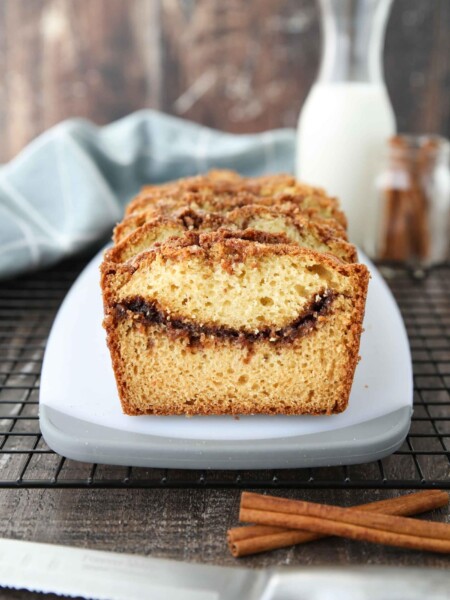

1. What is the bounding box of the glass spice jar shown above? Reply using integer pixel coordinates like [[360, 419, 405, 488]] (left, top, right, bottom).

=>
[[374, 135, 450, 268]]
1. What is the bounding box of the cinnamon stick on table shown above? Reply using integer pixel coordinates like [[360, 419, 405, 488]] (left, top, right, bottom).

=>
[[231, 490, 450, 556], [228, 489, 449, 557]]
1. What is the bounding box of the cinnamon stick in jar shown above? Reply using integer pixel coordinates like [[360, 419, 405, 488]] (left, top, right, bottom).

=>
[[378, 135, 432, 263]]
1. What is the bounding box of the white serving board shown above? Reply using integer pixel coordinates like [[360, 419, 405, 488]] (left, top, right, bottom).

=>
[[39, 249, 413, 469]]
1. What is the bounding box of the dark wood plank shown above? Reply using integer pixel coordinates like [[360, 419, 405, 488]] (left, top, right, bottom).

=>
[[0, 486, 448, 598], [0, 487, 448, 568], [0, 0, 150, 161], [0, 0, 449, 163], [160, 0, 320, 133], [385, 0, 450, 136]]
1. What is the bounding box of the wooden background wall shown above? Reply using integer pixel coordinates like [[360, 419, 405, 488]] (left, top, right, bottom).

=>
[[0, 0, 448, 163]]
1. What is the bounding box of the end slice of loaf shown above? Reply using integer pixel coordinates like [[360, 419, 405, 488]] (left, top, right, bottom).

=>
[[125, 170, 326, 216]]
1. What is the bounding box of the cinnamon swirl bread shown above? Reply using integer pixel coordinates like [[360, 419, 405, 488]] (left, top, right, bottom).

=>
[[101, 171, 369, 416]]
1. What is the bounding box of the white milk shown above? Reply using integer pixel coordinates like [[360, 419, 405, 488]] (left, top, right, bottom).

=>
[[296, 82, 396, 252]]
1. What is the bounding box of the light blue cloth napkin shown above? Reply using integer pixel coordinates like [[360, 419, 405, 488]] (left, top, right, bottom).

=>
[[0, 110, 295, 280]]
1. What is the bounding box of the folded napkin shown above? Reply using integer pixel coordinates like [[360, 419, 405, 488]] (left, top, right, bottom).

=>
[[0, 110, 295, 280]]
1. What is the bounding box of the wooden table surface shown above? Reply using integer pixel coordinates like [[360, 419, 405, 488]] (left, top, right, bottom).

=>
[[0, 2, 449, 596], [0, 488, 449, 598]]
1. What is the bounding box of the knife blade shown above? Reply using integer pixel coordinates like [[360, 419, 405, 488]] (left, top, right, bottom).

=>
[[0, 538, 449, 600], [0, 538, 265, 600]]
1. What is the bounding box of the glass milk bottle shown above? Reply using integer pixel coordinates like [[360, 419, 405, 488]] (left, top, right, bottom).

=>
[[296, 0, 396, 253]]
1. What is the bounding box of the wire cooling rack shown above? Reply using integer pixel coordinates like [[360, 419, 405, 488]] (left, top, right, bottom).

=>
[[0, 254, 449, 489]]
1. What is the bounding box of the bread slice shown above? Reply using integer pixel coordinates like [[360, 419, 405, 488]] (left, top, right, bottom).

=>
[[101, 230, 369, 416], [125, 170, 326, 216], [115, 188, 347, 244], [107, 205, 356, 265]]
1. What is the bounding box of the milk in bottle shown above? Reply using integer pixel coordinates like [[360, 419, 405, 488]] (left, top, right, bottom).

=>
[[296, 0, 396, 254]]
